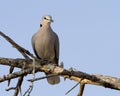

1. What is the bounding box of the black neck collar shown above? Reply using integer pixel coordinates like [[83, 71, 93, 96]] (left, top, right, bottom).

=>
[[40, 24, 42, 27]]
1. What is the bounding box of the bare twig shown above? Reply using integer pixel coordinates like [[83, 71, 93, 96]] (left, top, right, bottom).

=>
[[65, 82, 80, 95], [28, 74, 59, 82], [0, 31, 35, 59], [6, 87, 16, 91], [8, 66, 14, 86], [65, 78, 85, 96], [77, 84, 85, 96], [0, 68, 33, 82], [23, 83, 33, 96], [0, 31, 33, 95], [14, 76, 24, 96]]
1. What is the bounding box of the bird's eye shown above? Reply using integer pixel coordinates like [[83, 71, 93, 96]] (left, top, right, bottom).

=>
[[44, 17, 47, 19]]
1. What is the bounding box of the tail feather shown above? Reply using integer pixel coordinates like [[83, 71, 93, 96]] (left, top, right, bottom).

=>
[[46, 73, 60, 85]]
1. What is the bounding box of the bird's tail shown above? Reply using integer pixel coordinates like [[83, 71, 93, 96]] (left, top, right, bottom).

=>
[[46, 73, 60, 85]]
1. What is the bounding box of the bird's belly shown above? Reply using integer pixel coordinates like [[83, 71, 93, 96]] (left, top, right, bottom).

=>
[[35, 38, 55, 60]]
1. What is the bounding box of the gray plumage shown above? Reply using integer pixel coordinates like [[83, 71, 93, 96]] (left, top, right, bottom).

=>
[[32, 15, 60, 85]]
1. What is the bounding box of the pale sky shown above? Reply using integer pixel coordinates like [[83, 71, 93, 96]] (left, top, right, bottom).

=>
[[0, 0, 120, 96]]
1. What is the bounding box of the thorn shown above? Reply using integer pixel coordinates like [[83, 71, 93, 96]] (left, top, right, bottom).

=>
[[65, 82, 80, 95]]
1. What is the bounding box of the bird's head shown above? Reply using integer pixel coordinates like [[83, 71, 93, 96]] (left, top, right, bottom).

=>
[[42, 15, 54, 23], [40, 15, 54, 27]]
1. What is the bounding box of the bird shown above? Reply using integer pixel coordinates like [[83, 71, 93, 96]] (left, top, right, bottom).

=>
[[31, 15, 60, 85]]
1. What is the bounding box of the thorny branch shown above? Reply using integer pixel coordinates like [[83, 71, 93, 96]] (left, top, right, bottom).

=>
[[0, 31, 120, 96]]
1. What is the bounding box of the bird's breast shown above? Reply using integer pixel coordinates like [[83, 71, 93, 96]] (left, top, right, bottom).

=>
[[34, 31, 55, 60]]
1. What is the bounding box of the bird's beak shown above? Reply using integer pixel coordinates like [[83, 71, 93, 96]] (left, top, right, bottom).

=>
[[51, 19, 54, 22]]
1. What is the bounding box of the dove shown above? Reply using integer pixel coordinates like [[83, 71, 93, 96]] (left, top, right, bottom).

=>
[[32, 15, 60, 85]]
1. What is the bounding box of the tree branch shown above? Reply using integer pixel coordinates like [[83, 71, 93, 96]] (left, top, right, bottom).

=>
[[0, 57, 120, 91], [0, 31, 36, 96], [0, 31, 35, 59]]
